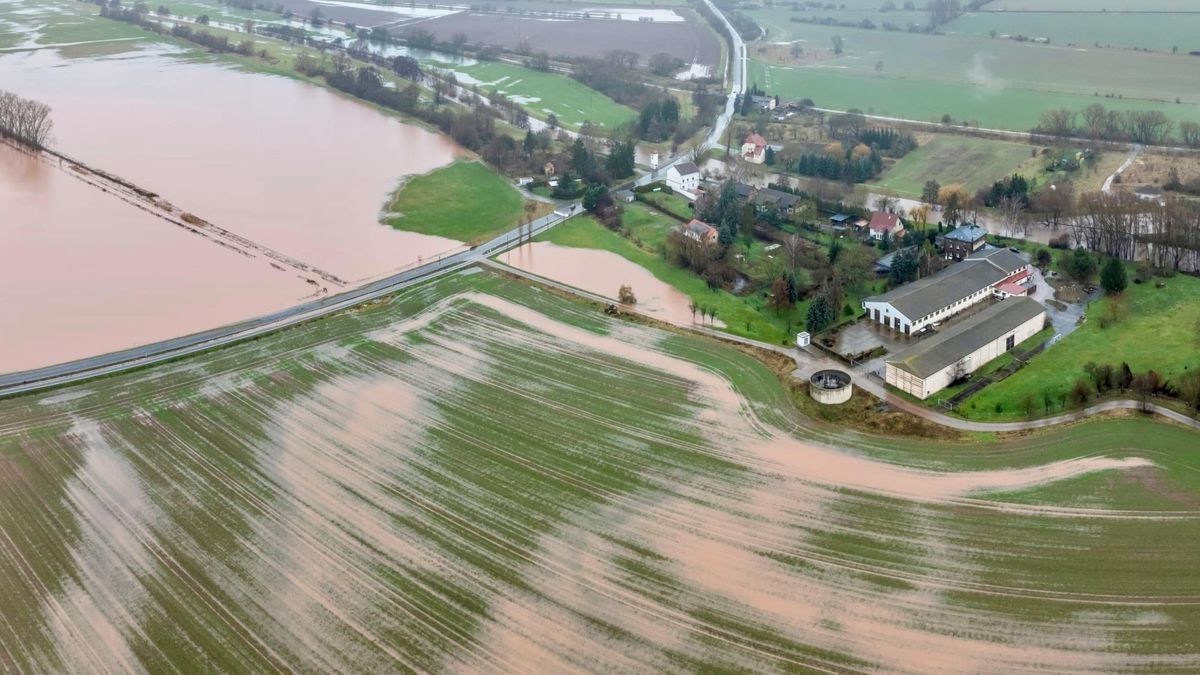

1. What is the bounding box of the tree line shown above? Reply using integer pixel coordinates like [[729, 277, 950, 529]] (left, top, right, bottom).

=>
[[0, 89, 53, 148], [1036, 104, 1198, 147]]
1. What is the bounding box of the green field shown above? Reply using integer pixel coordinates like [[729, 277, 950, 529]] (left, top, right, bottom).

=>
[[870, 135, 1038, 197], [961, 269, 1200, 421], [947, 12, 1200, 53], [436, 59, 637, 130], [384, 161, 524, 244], [1, 266, 1200, 669], [748, 12, 1200, 133]]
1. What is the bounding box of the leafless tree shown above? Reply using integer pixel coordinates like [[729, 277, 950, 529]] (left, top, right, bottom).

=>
[[0, 89, 53, 148]]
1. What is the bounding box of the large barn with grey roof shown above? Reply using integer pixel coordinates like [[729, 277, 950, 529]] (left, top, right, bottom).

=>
[[861, 247, 1031, 336], [885, 297, 1047, 400]]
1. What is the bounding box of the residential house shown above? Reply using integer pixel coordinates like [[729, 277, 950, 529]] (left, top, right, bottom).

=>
[[752, 188, 802, 215], [885, 297, 1046, 400], [675, 219, 719, 246], [941, 224, 988, 261], [666, 162, 701, 194], [751, 94, 777, 111], [861, 247, 1030, 335], [867, 211, 904, 241], [741, 133, 768, 164], [733, 182, 756, 201], [873, 246, 917, 276]]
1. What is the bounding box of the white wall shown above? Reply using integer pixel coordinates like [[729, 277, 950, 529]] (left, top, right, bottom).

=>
[[888, 310, 1045, 400]]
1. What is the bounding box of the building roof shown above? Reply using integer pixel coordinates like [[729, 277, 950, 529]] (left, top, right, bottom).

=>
[[944, 224, 988, 243], [744, 133, 767, 147], [967, 247, 1027, 276], [869, 211, 900, 233], [733, 182, 755, 199], [671, 162, 700, 177], [995, 281, 1029, 296], [887, 297, 1046, 379], [678, 219, 717, 238], [865, 259, 1009, 321], [873, 246, 917, 272], [830, 213, 852, 223], [752, 188, 801, 208]]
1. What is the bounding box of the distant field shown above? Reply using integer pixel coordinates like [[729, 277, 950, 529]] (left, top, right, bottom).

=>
[[947, 12, 1200, 53], [962, 269, 1200, 421], [871, 135, 1037, 197], [985, 0, 1200, 10], [435, 60, 636, 130], [747, 13, 1200, 133], [384, 161, 523, 244]]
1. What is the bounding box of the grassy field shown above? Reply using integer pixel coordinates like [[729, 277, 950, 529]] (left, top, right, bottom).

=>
[[960, 269, 1200, 421], [435, 59, 637, 131], [870, 135, 1037, 197], [384, 161, 525, 244], [947, 12, 1200, 53], [1, 266, 1199, 670], [748, 12, 1200, 132]]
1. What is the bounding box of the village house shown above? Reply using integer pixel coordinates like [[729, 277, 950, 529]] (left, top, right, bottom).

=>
[[941, 223, 988, 261], [751, 94, 777, 111], [861, 247, 1030, 335], [674, 219, 719, 246], [867, 211, 904, 241], [885, 297, 1046, 400], [666, 162, 700, 194], [752, 187, 802, 215], [741, 133, 768, 164], [733, 182, 756, 201]]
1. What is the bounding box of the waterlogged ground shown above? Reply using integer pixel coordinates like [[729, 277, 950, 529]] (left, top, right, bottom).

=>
[[2, 268, 1200, 671]]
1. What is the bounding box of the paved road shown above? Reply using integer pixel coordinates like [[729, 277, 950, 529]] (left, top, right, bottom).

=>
[[1103, 143, 1144, 194], [0, 207, 577, 398], [0, 3, 737, 399]]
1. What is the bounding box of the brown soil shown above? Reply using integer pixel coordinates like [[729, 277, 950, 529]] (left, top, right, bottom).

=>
[[1048, 278, 1086, 303]]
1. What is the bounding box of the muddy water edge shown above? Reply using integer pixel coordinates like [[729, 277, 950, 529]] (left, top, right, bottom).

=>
[[0, 47, 464, 373]]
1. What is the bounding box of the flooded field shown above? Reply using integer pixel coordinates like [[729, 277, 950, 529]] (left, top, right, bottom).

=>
[[0, 46, 465, 372], [1, 268, 1199, 671], [504, 241, 703, 326], [0, 143, 308, 373]]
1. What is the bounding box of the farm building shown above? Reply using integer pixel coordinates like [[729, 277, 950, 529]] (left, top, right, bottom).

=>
[[868, 212, 904, 241], [862, 247, 1030, 335], [675, 219, 719, 245], [941, 224, 988, 260], [666, 162, 700, 194], [732, 182, 756, 201], [742, 133, 768, 164], [885, 297, 1046, 400]]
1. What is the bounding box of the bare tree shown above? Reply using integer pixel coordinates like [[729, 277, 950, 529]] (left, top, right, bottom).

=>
[[0, 89, 53, 148]]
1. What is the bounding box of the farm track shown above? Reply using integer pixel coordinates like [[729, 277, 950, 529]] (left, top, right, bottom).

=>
[[3, 270, 1200, 671]]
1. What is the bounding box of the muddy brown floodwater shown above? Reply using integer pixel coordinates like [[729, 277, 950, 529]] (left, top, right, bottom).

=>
[[502, 241, 709, 327], [0, 47, 465, 373], [0, 143, 303, 373]]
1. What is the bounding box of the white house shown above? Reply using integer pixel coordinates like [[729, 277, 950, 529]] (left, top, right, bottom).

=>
[[867, 211, 903, 241], [741, 133, 767, 164], [885, 297, 1046, 400], [861, 247, 1029, 336], [666, 162, 700, 194]]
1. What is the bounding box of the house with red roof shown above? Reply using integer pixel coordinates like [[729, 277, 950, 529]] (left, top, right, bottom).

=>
[[741, 133, 767, 164], [867, 211, 904, 241]]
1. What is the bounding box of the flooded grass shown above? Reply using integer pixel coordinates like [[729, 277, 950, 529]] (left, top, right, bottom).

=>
[[1, 267, 1199, 670], [384, 161, 525, 245]]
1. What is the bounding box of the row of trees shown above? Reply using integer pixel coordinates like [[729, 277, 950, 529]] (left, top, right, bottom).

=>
[[1036, 104, 1197, 147], [0, 89, 52, 148], [1067, 192, 1200, 269]]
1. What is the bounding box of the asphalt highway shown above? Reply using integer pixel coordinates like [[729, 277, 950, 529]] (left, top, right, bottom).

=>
[[0, 5, 752, 398]]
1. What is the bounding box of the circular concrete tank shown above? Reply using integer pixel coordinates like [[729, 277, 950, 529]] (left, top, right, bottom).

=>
[[809, 369, 853, 405]]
